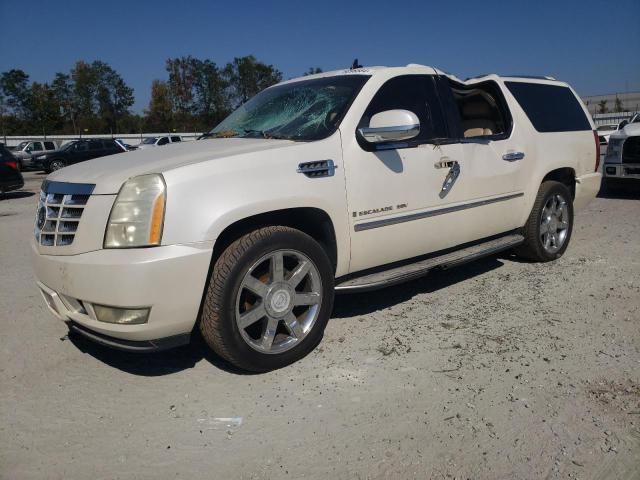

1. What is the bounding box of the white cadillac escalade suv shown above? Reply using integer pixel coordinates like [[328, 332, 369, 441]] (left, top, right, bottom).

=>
[[32, 64, 601, 371]]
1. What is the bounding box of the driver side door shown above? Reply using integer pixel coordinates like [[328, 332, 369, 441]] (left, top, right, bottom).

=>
[[342, 75, 521, 273]]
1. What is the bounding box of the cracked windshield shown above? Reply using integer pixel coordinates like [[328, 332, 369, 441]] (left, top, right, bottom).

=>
[[209, 75, 369, 141]]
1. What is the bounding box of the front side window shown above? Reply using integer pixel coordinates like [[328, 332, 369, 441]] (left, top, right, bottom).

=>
[[170, 136, 181, 142], [32, 142, 43, 151], [157, 137, 170, 146], [210, 75, 370, 141], [359, 75, 447, 144]]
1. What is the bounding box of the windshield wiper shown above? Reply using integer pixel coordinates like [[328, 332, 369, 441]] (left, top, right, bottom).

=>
[[241, 128, 294, 140]]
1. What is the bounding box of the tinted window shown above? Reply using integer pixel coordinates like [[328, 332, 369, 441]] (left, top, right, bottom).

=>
[[32, 142, 43, 151], [505, 82, 590, 132], [170, 136, 181, 142], [88, 140, 102, 150], [360, 75, 447, 143], [44, 141, 55, 150], [75, 141, 88, 151], [157, 137, 169, 145]]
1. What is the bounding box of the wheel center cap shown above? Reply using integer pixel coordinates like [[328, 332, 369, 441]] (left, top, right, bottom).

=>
[[269, 287, 292, 315], [549, 217, 558, 232]]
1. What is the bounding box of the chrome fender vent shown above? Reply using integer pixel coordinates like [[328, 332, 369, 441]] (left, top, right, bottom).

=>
[[297, 160, 336, 178]]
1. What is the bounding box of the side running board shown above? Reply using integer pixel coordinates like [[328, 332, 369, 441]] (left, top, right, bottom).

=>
[[335, 233, 524, 294]]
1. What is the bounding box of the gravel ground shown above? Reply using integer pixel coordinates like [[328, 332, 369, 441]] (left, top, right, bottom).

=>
[[1, 172, 639, 480]]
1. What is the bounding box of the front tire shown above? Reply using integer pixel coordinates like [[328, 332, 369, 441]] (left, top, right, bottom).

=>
[[515, 181, 574, 262], [200, 226, 335, 372]]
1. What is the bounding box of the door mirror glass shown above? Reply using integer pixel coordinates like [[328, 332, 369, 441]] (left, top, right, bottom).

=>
[[358, 109, 420, 144]]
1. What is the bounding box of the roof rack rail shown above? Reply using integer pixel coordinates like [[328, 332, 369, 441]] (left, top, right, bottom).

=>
[[502, 75, 557, 81]]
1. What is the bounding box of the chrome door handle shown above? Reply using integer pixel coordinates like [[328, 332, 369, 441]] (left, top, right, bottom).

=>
[[440, 161, 460, 198], [502, 151, 525, 161]]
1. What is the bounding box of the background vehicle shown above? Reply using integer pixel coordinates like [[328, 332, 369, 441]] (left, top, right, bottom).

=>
[[0, 146, 24, 194], [11, 140, 58, 169], [115, 139, 137, 151], [602, 117, 640, 189], [33, 139, 127, 173], [137, 135, 182, 149], [596, 123, 619, 145], [32, 65, 600, 372]]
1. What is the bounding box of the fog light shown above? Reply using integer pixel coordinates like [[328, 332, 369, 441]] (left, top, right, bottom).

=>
[[93, 305, 150, 324]]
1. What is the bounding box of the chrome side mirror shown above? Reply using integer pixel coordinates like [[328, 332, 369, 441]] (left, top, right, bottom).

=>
[[358, 109, 420, 144]]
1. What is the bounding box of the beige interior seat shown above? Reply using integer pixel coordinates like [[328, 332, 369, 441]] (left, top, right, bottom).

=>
[[462, 100, 496, 137]]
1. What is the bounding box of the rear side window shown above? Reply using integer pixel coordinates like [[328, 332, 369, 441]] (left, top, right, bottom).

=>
[[505, 82, 590, 132], [171, 136, 181, 142], [44, 141, 55, 150]]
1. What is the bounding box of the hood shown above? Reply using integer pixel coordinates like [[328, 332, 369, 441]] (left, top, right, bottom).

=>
[[46, 138, 297, 194], [610, 123, 640, 141]]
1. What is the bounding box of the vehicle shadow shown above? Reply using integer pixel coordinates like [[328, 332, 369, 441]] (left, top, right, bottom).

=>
[[0, 191, 36, 200], [332, 256, 504, 318], [68, 255, 506, 376], [67, 330, 257, 377], [597, 185, 640, 200]]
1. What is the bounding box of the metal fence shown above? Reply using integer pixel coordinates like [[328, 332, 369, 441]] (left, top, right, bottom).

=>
[[1, 132, 203, 148]]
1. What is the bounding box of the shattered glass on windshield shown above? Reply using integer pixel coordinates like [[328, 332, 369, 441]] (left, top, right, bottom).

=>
[[209, 75, 370, 141]]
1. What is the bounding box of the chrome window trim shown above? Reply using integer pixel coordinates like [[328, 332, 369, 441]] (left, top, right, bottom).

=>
[[354, 192, 524, 232]]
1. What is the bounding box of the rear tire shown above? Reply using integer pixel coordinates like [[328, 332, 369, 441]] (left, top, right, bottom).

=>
[[48, 159, 66, 173], [515, 181, 573, 262], [199, 226, 334, 372]]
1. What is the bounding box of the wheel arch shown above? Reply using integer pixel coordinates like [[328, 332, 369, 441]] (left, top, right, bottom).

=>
[[541, 167, 576, 199], [211, 207, 339, 275]]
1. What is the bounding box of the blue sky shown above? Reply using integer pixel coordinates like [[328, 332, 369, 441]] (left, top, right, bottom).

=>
[[2, 0, 639, 113]]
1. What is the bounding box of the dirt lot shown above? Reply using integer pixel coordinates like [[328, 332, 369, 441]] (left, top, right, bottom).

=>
[[1, 172, 639, 480]]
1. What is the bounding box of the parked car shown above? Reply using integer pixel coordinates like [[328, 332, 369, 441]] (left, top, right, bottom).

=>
[[602, 115, 640, 189], [115, 139, 137, 151], [11, 140, 58, 169], [32, 139, 127, 173], [32, 64, 601, 371], [596, 123, 619, 145], [0, 146, 24, 194], [137, 135, 182, 149]]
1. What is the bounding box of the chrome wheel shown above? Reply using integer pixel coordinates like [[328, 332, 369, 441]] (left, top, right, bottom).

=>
[[539, 193, 569, 254], [50, 160, 65, 171], [235, 249, 322, 354]]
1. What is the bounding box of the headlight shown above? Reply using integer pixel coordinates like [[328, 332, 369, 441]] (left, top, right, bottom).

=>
[[104, 174, 166, 248]]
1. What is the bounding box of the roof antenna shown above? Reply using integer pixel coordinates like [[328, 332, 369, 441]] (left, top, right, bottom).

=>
[[351, 58, 362, 70]]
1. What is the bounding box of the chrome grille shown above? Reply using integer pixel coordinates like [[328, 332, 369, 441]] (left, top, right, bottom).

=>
[[35, 183, 93, 247]]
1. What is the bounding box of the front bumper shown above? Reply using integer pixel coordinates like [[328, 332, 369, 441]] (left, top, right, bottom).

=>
[[603, 163, 640, 181], [573, 172, 602, 211], [32, 241, 214, 346]]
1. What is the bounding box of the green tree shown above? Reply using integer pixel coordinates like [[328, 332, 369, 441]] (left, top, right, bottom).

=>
[[145, 80, 173, 132], [598, 100, 608, 114], [166, 56, 197, 129], [614, 96, 624, 113], [0, 69, 31, 120], [52, 73, 78, 134], [93, 61, 135, 133], [192, 59, 229, 128], [223, 55, 282, 108], [303, 67, 323, 76], [29, 82, 61, 135]]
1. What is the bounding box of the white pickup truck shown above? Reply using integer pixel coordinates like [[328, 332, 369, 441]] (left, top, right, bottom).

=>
[[32, 64, 601, 371], [602, 113, 640, 188]]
